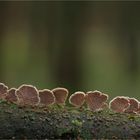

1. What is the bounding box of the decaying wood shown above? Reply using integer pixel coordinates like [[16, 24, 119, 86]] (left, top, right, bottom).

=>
[[0, 100, 140, 139]]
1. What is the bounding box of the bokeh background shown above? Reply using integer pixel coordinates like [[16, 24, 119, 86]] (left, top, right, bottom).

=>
[[0, 1, 140, 99]]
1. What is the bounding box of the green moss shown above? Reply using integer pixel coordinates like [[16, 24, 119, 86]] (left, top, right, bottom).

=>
[[128, 115, 136, 121], [71, 119, 83, 127], [9, 103, 18, 109], [0, 99, 7, 104]]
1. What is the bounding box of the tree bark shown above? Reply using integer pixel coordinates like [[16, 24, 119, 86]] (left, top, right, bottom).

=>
[[0, 100, 140, 139]]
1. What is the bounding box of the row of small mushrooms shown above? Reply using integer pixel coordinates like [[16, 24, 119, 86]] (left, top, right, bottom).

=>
[[0, 83, 140, 114]]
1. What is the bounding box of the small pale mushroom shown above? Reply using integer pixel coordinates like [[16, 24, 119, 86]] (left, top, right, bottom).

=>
[[124, 98, 139, 114], [5, 88, 18, 103], [109, 96, 130, 113], [39, 89, 55, 107], [0, 83, 8, 100], [52, 87, 69, 105], [69, 91, 85, 107], [85, 90, 108, 112], [15, 84, 40, 106]]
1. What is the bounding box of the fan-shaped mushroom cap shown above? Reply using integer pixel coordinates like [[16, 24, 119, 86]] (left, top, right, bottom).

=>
[[86, 90, 108, 112], [39, 89, 55, 107], [15, 84, 40, 106], [5, 88, 18, 103], [124, 98, 139, 113], [69, 91, 85, 107], [52, 87, 69, 105], [109, 96, 130, 113], [0, 83, 8, 100]]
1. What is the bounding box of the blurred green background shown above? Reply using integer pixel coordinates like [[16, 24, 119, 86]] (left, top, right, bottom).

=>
[[0, 1, 140, 99]]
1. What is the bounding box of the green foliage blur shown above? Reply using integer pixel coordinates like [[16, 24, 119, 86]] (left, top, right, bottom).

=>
[[0, 1, 140, 99]]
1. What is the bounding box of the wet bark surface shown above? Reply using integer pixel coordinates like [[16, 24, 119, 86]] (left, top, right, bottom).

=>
[[0, 100, 140, 139]]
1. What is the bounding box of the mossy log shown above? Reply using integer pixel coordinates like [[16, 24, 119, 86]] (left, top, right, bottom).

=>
[[0, 100, 140, 139]]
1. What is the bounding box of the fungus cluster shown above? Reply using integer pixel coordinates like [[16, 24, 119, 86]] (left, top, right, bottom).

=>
[[0, 83, 69, 107], [0, 82, 140, 114], [109, 96, 140, 114]]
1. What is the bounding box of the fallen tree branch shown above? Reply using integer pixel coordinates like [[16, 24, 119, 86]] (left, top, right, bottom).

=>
[[0, 100, 140, 139]]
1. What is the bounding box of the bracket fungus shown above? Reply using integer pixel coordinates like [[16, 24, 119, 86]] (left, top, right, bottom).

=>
[[124, 98, 139, 114], [85, 90, 108, 112], [16, 84, 40, 106], [1, 82, 140, 116], [39, 89, 55, 107], [5, 88, 18, 104], [0, 83, 8, 100], [109, 96, 130, 113], [52, 87, 69, 105], [69, 91, 85, 107]]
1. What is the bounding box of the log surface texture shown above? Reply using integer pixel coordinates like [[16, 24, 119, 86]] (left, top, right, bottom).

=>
[[0, 100, 140, 139]]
